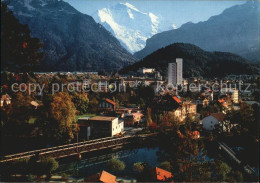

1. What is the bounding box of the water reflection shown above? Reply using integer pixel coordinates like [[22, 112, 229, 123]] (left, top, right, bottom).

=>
[[57, 146, 163, 179]]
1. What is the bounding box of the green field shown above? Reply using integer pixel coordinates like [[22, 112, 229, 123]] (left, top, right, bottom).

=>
[[28, 114, 96, 124], [76, 114, 96, 121]]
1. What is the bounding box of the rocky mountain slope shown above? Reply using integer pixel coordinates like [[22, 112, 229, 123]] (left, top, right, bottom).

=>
[[7, 0, 136, 72], [134, 1, 259, 62]]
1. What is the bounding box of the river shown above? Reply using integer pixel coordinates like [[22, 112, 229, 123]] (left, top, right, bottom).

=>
[[56, 144, 168, 181]]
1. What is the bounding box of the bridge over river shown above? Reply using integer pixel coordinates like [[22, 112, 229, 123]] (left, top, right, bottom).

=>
[[0, 136, 141, 163]]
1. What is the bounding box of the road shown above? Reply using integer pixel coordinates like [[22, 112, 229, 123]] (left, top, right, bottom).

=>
[[124, 127, 143, 136]]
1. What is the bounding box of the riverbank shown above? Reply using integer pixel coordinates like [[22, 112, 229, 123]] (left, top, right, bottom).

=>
[[56, 140, 163, 180]]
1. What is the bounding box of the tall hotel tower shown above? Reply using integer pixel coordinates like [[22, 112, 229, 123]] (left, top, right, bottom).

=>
[[168, 58, 183, 86]]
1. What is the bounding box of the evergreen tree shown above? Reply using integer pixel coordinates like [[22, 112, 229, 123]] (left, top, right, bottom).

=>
[[72, 92, 89, 115]]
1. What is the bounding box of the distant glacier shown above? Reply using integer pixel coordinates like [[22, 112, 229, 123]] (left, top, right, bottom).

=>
[[93, 2, 174, 53]]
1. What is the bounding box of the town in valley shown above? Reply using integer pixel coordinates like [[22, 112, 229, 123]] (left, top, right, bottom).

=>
[[0, 0, 259, 182]]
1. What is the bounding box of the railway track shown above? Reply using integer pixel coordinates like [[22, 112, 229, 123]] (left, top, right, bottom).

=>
[[0, 136, 133, 163]]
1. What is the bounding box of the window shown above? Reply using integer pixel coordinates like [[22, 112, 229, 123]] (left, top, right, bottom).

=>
[[113, 128, 114, 131]]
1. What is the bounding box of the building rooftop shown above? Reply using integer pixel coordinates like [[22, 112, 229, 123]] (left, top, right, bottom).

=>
[[99, 170, 117, 183], [211, 113, 226, 121], [1, 94, 11, 100], [105, 98, 116, 106], [89, 116, 117, 121], [172, 96, 181, 104], [84, 170, 116, 183], [154, 167, 173, 181]]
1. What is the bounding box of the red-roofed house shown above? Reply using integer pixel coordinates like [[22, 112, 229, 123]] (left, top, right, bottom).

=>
[[151, 167, 173, 182], [153, 94, 181, 111], [172, 96, 181, 104], [218, 96, 232, 110], [84, 170, 117, 183], [99, 98, 116, 111], [124, 111, 144, 126], [153, 94, 196, 122], [218, 99, 225, 104], [190, 131, 200, 139], [173, 102, 197, 122]]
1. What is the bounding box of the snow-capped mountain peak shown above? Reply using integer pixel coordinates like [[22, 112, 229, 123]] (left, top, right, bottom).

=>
[[149, 13, 159, 34], [93, 2, 173, 53], [120, 2, 147, 15]]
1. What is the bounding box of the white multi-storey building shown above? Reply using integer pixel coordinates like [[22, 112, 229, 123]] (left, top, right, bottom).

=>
[[232, 89, 239, 104], [168, 58, 183, 86]]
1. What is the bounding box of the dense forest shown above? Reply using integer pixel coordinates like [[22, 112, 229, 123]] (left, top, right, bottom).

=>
[[121, 43, 259, 78]]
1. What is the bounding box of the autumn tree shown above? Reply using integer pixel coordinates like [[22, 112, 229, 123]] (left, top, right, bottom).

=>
[[0, 92, 35, 154], [162, 116, 211, 182], [88, 95, 99, 113], [146, 107, 153, 127], [36, 92, 77, 144], [1, 3, 44, 73], [171, 133, 201, 181], [159, 112, 179, 129], [112, 96, 120, 109], [1, 92, 33, 137]]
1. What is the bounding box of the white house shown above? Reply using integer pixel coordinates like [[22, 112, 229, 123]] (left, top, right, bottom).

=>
[[138, 67, 155, 74], [202, 113, 226, 131], [78, 116, 124, 139], [111, 118, 124, 136]]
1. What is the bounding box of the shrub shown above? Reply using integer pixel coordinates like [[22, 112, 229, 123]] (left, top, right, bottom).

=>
[[27, 174, 37, 182], [61, 173, 69, 181], [38, 157, 59, 175], [133, 162, 146, 173], [44, 158, 59, 174], [159, 161, 172, 171], [106, 159, 125, 172]]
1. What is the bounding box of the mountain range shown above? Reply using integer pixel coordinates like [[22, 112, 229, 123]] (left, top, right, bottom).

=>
[[120, 43, 259, 78], [93, 3, 173, 53], [134, 1, 260, 62], [7, 0, 136, 72], [5, 0, 259, 73]]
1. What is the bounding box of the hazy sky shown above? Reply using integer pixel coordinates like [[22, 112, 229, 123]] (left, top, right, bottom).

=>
[[64, 0, 246, 27]]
